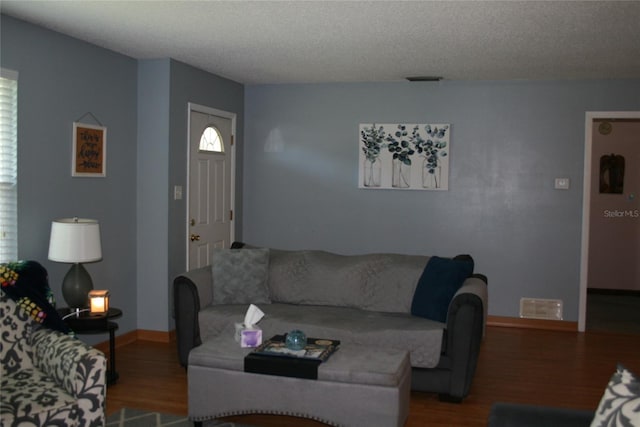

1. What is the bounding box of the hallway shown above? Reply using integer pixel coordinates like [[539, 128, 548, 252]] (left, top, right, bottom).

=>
[[586, 291, 640, 335]]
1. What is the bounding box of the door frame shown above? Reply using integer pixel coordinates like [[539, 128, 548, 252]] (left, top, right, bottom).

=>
[[186, 102, 237, 269], [579, 111, 640, 331]]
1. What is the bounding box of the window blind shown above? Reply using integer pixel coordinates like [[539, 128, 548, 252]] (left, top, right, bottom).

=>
[[0, 69, 18, 263]]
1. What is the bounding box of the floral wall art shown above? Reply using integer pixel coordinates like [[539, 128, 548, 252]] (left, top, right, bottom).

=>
[[359, 123, 450, 190]]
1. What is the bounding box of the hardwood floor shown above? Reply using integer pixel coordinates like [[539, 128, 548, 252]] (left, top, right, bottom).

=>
[[105, 326, 640, 426]]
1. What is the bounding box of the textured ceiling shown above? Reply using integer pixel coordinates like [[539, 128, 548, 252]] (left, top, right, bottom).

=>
[[2, 1, 640, 84]]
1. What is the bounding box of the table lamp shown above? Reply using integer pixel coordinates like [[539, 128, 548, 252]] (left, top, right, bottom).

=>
[[48, 217, 102, 310]]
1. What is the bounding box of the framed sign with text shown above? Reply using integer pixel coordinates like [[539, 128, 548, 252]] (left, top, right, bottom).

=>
[[72, 122, 107, 177]]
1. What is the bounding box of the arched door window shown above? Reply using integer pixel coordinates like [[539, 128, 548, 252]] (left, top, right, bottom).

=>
[[199, 126, 224, 152]]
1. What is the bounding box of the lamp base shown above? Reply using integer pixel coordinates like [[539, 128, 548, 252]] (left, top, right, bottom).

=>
[[62, 263, 94, 310]]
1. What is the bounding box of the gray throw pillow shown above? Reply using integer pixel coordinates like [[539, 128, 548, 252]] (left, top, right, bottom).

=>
[[211, 248, 270, 305]]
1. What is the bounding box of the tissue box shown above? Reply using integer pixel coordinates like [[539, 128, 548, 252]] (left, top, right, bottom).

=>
[[235, 323, 263, 348]]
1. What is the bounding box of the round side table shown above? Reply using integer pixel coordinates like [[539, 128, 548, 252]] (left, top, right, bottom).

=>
[[58, 307, 123, 385]]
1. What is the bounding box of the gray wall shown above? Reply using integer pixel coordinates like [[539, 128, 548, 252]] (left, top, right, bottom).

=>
[[135, 58, 245, 332], [3, 11, 638, 330], [136, 58, 245, 332], [137, 59, 171, 331], [131, 58, 245, 332], [164, 60, 244, 329], [1, 15, 138, 339], [167, 59, 245, 280], [243, 80, 640, 321], [2, 15, 244, 336]]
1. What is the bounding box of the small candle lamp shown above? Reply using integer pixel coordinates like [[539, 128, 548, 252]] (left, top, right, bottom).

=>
[[88, 290, 110, 314]]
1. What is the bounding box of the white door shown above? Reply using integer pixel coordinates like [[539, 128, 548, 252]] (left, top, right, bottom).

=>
[[188, 106, 235, 270]]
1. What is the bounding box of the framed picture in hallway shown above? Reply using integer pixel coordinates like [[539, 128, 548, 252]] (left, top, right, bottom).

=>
[[72, 122, 107, 177], [359, 123, 450, 190]]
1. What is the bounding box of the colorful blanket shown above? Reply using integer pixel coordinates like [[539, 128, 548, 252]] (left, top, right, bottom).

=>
[[0, 260, 71, 334]]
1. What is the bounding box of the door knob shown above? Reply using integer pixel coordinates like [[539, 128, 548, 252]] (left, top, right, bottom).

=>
[[190, 234, 200, 242]]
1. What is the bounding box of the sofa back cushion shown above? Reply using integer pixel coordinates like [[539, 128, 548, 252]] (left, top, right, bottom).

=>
[[211, 248, 271, 305], [268, 249, 428, 313]]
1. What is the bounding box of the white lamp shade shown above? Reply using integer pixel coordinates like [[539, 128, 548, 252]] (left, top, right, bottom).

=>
[[48, 218, 102, 263]]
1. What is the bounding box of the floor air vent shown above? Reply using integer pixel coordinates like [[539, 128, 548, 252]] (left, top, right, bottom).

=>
[[519, 298, 563, 320]]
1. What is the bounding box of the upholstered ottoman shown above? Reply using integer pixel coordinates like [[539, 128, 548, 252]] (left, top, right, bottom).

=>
[[188, 336, 411, 427]]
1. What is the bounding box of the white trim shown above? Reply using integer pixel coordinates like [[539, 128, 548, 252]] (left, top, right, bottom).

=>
[[0, 69, 18, 263], [579, 111, 640, 331], [186, 102, 237, 268], [0, 68, 19, 81]]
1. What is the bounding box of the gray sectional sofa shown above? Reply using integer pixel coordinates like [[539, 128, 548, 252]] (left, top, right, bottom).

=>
[[173, 243, 488, 402]]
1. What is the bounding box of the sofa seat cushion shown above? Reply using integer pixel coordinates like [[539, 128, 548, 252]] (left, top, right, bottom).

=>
[[1, 368, 79, 426], [198, 303, 444, 368]]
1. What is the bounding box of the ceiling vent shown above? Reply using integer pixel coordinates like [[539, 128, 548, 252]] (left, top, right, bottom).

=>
[[406, 76, 443, 82]]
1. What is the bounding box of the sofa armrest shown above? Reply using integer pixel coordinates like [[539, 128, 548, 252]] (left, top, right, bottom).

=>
[[173, 266, 212, 367], [451, 274, 488, 336], [31, 328, 107, 425], [441, 274, 488, 399]]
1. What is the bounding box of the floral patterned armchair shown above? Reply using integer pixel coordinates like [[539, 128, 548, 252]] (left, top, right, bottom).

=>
[[0, 288, 107, 426]]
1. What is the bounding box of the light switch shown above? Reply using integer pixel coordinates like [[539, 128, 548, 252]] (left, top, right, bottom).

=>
[[174, 185, 183, 200], [554, 178, 570, 190]]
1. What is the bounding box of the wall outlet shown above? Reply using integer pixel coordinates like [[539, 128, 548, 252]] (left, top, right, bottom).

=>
[[554, 178, 570, 190], [173, 185, 183, 200]]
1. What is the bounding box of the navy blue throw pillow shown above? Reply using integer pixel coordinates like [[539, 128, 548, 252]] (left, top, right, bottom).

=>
[[411, 256, 474, 323]]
